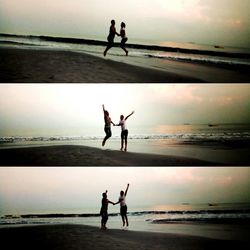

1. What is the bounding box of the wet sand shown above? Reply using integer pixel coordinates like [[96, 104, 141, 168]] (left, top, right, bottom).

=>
[[0, 145, 222, 166], [0, 47, 203, 82], [0, 224, 248, 250]]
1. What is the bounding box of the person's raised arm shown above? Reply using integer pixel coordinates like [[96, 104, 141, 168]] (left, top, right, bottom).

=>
[[102, 104, 105, 113], [125, 111, 135, 120], [125, 183, 129, 196]]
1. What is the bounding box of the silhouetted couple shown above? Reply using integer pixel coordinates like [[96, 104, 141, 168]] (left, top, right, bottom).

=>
[[104, 20, 128, 56], [102, 104, 134, 152], [100, 184, 130, 230]]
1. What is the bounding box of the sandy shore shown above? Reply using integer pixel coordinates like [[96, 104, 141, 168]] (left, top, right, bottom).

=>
[[0, 145, 221, 166], [0, 224, 248, 250], [0, 47, 203, 82]]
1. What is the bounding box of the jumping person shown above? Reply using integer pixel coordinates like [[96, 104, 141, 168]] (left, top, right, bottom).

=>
[[120, 22, 128, 56], [104, 19, 120, 56], [102, 104, 115, 147], [116, 111, 134, 152], [114, 184, 130, 228], [100, 190, 115, 230]]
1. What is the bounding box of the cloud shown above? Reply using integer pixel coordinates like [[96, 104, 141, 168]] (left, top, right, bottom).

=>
[[0, 167, 250, 214], [1, 84, 250, 136], [1, 0, 249, 46]]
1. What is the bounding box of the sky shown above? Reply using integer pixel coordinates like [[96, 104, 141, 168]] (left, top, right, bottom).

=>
[[0, 0, 250, 47], [0, 167, 249, 215], [0, 84, 250, 137]]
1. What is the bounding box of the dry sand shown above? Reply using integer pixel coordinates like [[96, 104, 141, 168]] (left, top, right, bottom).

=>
[[0, 224, 248, 250], [0, 47, 203, 82], [0, 145, 222, 166]]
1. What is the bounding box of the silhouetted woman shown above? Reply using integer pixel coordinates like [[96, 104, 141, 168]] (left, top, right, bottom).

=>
[[102, 104, 115, 146], [104, 19, 120, 56], [120, 22, 128, 56], [116, 111, 134, 152], [114, 184, 130, 228], [100, 190, 114, 230]]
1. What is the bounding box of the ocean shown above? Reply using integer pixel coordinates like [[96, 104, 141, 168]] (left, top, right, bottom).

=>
[[1, 202, 250, 240], [1, 124, 250, 165], [1, 33, 250, 82]]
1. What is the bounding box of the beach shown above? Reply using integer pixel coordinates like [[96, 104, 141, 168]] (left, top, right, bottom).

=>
[[0, 47, 203, 83], [0, 145, 222, 166], [0, 224, 248, 250], [1, 122, 250, 166]]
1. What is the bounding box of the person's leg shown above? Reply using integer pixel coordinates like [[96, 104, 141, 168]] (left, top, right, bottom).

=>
[[121, 139, 124, 150], [103, 133, 111, 146], [121, 45, 128, 55], [120, 38, 128, 56], [121, 132, 124, 150], [125, 214, 129, 226], [104, 213, 108, 229], [124, 205, 128, 226], [108, 129, 112, 142], [104, 40, 113, 56], [102, 128, 111, 146], [121, 46, 128, 56], [120, 207, 126, 226], [124, 130, 128, 151], [102, 137, 106, 146], [104, 45, 111, 56], [101, 213, 105, 229], [102, 127, 107, 146], [121, 215, 125, 227], [124, 138, 127, 151]]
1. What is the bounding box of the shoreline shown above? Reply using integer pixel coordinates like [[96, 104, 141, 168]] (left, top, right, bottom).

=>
[[1, 33, 250, 58], [0, 224, 249, 250], [0, 144, 223, 166], [0, 47, 203, 83]]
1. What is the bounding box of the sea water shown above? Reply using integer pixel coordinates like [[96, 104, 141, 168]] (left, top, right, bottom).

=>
[[1, 124, 250, 165], [1, 34, 250, 82], [1, 202, 250, 240]]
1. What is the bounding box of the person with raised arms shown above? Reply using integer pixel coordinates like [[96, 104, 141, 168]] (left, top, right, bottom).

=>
[[114, 184, 130, 228]]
